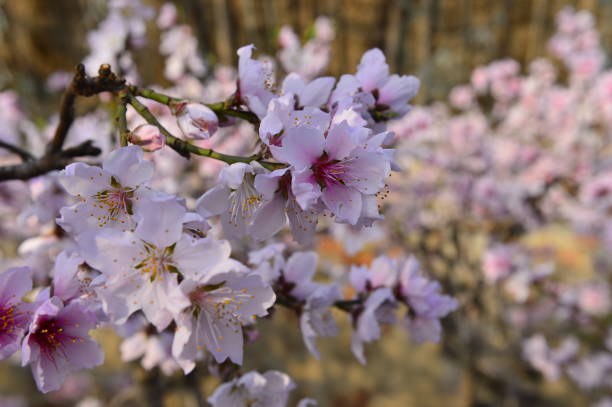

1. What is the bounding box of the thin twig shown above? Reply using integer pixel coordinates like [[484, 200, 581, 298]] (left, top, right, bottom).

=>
[[47, 82, 77, 154], [0, 64, 125, 182], [116, 91, 130, 147], [49, 63, 125, 152], [0, 140, 101, 181], [0, 140, 35, 162]]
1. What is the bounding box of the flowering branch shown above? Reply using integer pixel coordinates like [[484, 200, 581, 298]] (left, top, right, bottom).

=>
[[133, 87, 260, 127], [0, 62, 284, 182], [125, 91, 282, 169]]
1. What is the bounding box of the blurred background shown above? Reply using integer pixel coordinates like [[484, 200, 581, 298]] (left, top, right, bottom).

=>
[[1, 0, 612, 108], [0, 1, 611, 406]]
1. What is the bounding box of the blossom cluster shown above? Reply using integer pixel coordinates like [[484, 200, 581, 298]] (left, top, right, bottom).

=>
[[384, 6, 611, 406], [0, 0, 459, 404]]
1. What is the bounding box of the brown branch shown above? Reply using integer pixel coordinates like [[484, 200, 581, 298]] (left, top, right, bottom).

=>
[[49, 63, 126, 153], [0, 140, 35, 162], [0, 140, 101, 181], [47, 82, 77, 154], [0, 64, 125, 182]]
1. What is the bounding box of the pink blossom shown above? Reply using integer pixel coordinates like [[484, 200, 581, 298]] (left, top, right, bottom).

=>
[[350, 288, 394, 364], [160, 26, 206, 81], [57, 146, 156, 235], [251, 168, 322, 245], [332, 48, 419, 120], [120, 325, 179, 375], [470, 66, 489, 93], [248, 243, 286, 284], [156, 3, 177, 29], [129, 124, 165, 151], [259, 93, 330, 151], [237, 45, 275, 119], [22, 297, 103, 393], [567, 353, 612, 389], [449, 85, 475, 110], [278, 17, 334, 81], [482, 245, 515, 283], [0, 267, 33, 360], [208, 370, 296, 407], [172, 264, 275, 371], [51, 251, 91, 305], [80, 197, 231, 330], [300, 284, 341, 359], [175, 103, 218, 140], [274, 120, 391, 225], [398, 257, 458, 343], [522, 335, 578, 380], [196, 162, 264, 238], [577, 283, 611, 316]]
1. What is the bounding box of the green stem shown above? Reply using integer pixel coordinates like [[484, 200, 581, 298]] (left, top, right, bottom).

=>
[[205, 101, 260, 127], [133, 87, 260, 127], [126, 93, 282, 170], [116, 92, 129, 147], [131, 87, 176, 106]]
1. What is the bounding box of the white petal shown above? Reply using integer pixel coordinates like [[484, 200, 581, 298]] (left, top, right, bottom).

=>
[[300, 76, 335, 107], [135, 197, 185, 248], [103, 146, 154, 187], [250, 195, 287, 241]]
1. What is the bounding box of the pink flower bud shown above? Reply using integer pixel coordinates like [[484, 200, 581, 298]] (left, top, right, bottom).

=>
[[157, 3, 177, 29], [449, 85, 475, 110], [176, 103, 218, 140], [129, 124, 165, 152]]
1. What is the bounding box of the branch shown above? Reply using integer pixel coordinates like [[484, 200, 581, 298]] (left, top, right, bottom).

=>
[[115, 91, 130, 147], [47, 81, 76, 154], [126, 93, 283, 170], [48, 64, 126, 154], [133, 87, 260, 128], [72, 63, 127, 97], [0, 140, 101, 181], [0, 64, 125, 181], [0, 63, 278, 180], [0, 140, 35, 162], [207, 101, 261, 128]]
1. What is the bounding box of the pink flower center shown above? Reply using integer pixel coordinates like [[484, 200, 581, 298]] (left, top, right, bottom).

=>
[[31, 317, 81, 357], [269, 133, 283, 147], [311, 155, 352, 188], [92, 187, 135, 227], [188, 284, 254, 352], [134, 242, 177, 281]]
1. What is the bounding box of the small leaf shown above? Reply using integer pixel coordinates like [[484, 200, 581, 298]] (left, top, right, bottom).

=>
[[202, 281, 226, 292], [110, 176, 122, 189], [167, 265, 181, 275], [125, 199, 134, 215]]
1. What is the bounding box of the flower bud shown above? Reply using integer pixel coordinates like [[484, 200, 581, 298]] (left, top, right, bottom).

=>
[[175, 103, 218, 140], [129, 124, 165, 152]]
